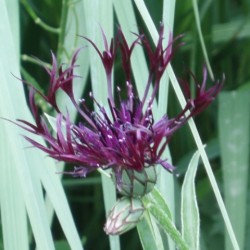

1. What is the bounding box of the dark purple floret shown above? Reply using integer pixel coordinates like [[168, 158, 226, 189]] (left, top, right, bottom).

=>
[[17, 24, 223, 178]]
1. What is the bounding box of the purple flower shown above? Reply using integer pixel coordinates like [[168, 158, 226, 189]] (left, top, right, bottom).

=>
[[17, 24, 223, 179]]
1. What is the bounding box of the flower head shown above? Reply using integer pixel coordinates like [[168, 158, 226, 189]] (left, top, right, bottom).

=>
[[104, 197, 145, 235], [17, 24, 223, 185]]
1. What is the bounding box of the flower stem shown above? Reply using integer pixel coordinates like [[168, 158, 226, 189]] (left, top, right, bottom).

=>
[[57, 0, 70, 65], [20, 0, 60, 34], [192, 0, 214, 81], [142, 195, 189, 250]]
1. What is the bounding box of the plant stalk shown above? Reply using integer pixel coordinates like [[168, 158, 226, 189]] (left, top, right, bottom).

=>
[[57, 0, 70, 65]]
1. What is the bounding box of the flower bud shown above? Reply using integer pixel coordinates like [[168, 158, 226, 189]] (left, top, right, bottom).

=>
[[104, 197, 145, 235], [113, 166, 157, 197]]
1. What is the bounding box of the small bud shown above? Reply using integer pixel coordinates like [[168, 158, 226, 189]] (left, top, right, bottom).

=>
[[104, 197, 145, 235], [113, 166, 157, 197]]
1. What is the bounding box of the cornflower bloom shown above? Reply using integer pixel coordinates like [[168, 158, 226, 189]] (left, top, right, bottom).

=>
[[17, 25, 222, 198]]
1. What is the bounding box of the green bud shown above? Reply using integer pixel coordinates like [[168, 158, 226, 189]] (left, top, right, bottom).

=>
[[113, 166, 157, 197], [104, 197, 145, 235]]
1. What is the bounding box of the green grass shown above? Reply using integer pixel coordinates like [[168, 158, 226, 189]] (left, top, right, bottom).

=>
[[0, 0, 249, 249]]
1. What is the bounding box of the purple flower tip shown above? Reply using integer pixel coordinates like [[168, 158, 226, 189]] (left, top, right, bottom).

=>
[[17, 26, 223, 178]]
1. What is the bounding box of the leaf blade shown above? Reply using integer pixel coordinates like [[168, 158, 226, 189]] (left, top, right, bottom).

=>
[[181, 150, 200, 250], [219, 90, 250, 250]]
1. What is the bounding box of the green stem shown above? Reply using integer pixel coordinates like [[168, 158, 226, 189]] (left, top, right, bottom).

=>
[[57, 0, 70, 65], [142, 196, 189, 250], [21, 54, 52, 69], [20, 0, 60, 34], [192, 0, 214, 81]]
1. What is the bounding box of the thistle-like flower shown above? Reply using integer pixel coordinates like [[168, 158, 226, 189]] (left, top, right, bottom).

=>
[[17, 24, 222, 196]]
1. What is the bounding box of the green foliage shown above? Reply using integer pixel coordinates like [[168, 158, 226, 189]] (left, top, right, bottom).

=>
[[181, 151, 200, 250], [0, 0, 249, 249], [219, 90, 250, 250]]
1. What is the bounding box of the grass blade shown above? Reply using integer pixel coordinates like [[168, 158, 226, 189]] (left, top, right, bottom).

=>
[[0, 55, 55, 250], [5, 0, 20, 55], [160, 2, 176, 248], [212, 19, 250, 43], [1, 1, 83, 249], [219, 90, 250, 250], [57, 1, 89, 117], [167, 66, 240, 250], [181, 150, 200, 250], [0, 1, 28, 249], [192, 0, 214, 80], [39, 160, 84, 250], [0, 1, 55, 249], [0, 116, 29, 250]]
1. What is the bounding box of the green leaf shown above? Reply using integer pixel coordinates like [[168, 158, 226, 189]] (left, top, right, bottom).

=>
[[212, 19, 250, 43], [150, 188, 172, 219], [219, 90, 250, 250], [5, 0, 20, 55], [44, 113, 58, 131], [138, 187, 175, 250], [137, 212, 159, 250], [181, 150, 200, 250], [142, 196, 189, 250], [55, 240, 71, 250], [0, 1, 54, 249], [0, 120, 29, 250], [56, 0, 89, 118], [0, 2, 84, 249]]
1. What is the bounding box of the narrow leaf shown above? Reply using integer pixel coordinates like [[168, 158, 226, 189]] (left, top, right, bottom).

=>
[[137, 212, 159, 250], [143, 196, 188, 250], [150, 188, 172, 219], [1, 1, 83, 249], [192, 0, 214, 80], [219, 90, 250, 250], [0, 1, 28, 249], [0, 1, 55, 249], [0, 120, 29, 250], [181, 150, 200, 250]]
